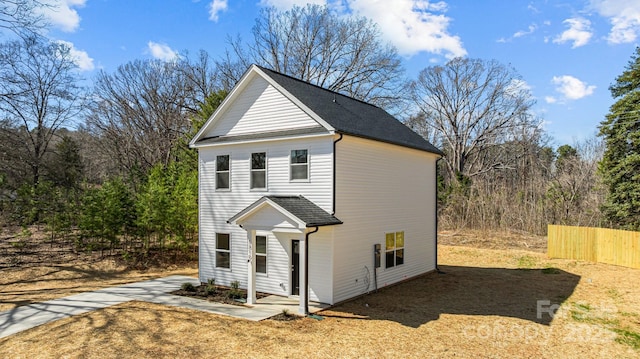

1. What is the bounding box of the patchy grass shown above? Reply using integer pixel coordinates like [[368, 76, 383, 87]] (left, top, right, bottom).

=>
[[2, 232, 640, 358], [517, 254, 538, 268], [614, 328, 640, 350]]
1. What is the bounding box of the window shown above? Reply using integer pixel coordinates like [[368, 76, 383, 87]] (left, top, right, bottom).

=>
[[290, 149, 308, 181], [216, 233, 230, 269], [385, 231, 404, 268], [256, 235, 267, 274], [250, 152, 266, 189], [216, 155, 230, 190]]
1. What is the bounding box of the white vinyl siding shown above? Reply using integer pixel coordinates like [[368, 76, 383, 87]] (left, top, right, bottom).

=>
[[332, 135, 437, 304], [198, 135, 334, 300], [203, 75, 320, 139]]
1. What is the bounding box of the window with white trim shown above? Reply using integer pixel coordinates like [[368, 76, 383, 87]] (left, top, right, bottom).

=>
[[290, 149, 308, 181], [385, 231, 404, 268], [256, 235, 267, 274], [216, 233, 230, 269], [250, 152, 266, 189], [216, 155, 230, 190]]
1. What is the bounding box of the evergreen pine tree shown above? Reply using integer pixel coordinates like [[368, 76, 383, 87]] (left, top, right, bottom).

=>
[[598, 47, 640, 230]]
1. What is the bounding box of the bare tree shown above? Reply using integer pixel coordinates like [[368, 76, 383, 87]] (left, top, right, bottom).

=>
[[409, 57, 538, 183], [0, 36, 85, 186], [547, 138, 605, 227], [0, 0, 50, 37], [86, 55, 218, 177], [218, 4, 405, 110]]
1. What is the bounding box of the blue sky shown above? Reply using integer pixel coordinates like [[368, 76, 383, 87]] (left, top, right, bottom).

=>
[[24, 0, 640, 146]]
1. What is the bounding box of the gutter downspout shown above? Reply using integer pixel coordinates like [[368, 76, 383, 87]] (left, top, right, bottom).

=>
[[332, 133, 343, 215], [304, 226, 319, 315], [435, 157, 444, 274]]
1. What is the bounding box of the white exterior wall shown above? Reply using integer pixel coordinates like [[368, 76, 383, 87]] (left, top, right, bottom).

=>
[[203, 75, 319, 139], [198, 135, 335, 303], [332, 135, 438, 304]]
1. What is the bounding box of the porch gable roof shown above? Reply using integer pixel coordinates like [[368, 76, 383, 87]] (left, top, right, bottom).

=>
[[228, 195, 343, 228]]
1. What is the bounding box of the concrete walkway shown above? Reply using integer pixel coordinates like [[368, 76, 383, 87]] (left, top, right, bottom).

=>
[[0, 275, 327, 339]]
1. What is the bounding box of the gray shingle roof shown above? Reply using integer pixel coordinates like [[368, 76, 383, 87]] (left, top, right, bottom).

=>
[[229, 195, 342, 228], [258, 66, 443, 156]]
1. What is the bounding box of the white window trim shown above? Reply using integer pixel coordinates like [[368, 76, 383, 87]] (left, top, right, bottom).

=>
[[384, 230, 405, 269], [289, 149, 310, 182], [250, 151, 268, 191], [215, 154, 231, 192], [215, 233, 231, 271], [255, 234, 268, 276]]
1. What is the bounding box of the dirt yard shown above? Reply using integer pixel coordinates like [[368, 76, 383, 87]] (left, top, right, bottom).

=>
[[1, 230, 639, 358], [0, 226, 198, 312]]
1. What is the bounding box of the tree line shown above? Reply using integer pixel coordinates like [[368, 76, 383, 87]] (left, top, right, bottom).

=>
[[0, 2, 638, 265]]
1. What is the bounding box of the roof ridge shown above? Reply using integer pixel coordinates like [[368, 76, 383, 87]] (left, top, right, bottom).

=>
[[255, 65, 384, 111]]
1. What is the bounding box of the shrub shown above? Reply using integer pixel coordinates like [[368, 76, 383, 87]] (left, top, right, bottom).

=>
[[181, 282, 196, 292], [228, 280, 242, 299], [205, 278, 216, 296]]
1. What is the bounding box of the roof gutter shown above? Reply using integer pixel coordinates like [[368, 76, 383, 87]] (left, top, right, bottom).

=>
[[332, 133, 343, 215]]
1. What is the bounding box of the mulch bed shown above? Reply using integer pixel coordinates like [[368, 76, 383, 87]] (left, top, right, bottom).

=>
[[171, 283, 268, 306]]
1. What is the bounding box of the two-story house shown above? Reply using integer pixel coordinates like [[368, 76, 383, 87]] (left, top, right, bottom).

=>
[[189, 65, 443, 315]]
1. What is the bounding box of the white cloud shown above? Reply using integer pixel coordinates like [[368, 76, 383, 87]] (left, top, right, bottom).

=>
[[56, 40, 94, 71], [208, 0, 228, 22], [39, 0, 86, 33], [514, 24, 537, 38], [590, 0, 640, 44], [499, 23, 537, 43], [545, 96, 557, 104], [346, 0, 466, 57], [259, 0, 466, 58], [147, 41, 179, 61], [553, 18, 592, 48], [552, 75, 596, 100]]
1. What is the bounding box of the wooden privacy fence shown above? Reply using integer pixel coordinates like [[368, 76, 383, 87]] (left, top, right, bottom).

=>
[[548, 224, 640, 269]]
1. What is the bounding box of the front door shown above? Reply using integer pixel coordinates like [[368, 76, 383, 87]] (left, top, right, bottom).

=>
[[291, 240, 300, 295]]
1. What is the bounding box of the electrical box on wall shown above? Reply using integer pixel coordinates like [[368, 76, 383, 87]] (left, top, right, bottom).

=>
[[374, 243, 381, 268]]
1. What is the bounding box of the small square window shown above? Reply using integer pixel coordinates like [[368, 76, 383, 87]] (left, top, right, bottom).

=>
[[385, 231, 405, 268]]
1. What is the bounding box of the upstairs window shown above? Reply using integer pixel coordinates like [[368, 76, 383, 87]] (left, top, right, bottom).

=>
[[385, 231, 404, 268], [256, 235, 267, 274], [216, 233, 230, 269], [250, 152, 267, 189], [216, 155, 230, 190], [290, 149, 309, 181]]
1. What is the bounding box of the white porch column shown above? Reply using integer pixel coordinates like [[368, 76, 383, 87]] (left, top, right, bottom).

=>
[[247, 229, 256, 305], [298, 234, 307, 315]]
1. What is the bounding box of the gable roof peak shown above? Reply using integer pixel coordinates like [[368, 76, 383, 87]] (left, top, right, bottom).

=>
[[254, 64, 384, 110], [253, 65, 443, 156]]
